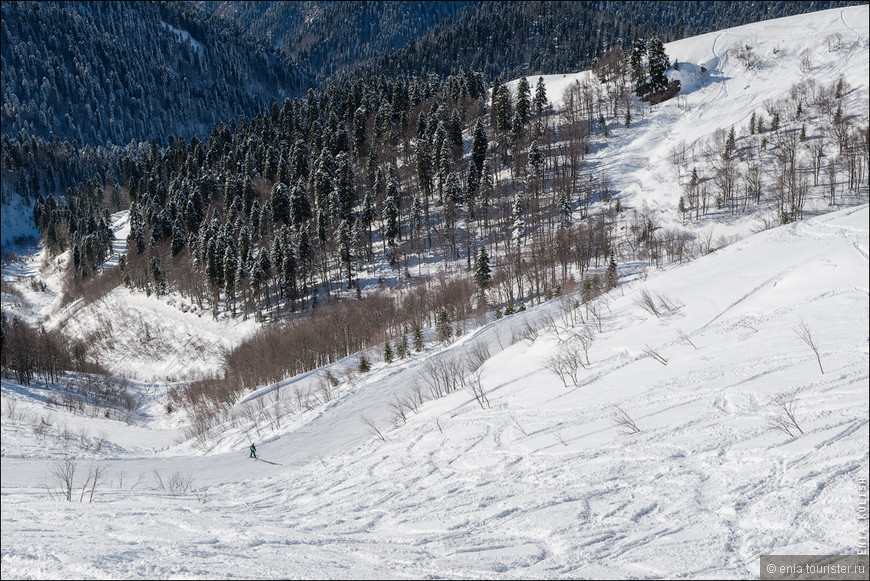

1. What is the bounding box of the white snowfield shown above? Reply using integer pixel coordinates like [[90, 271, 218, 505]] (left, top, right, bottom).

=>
[[1, 6, 868, 580]]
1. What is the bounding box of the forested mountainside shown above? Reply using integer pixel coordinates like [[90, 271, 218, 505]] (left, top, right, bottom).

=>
[[26, 0, 868, 398], [197, 0, 475, 82], [0, 0, 311, 224], [202, 1, 862, 82], [1, 0, 311, 148], [1, 0, 860, 238]]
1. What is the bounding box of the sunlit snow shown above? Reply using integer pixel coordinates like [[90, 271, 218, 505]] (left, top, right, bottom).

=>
[[2, 6, 868, 579]]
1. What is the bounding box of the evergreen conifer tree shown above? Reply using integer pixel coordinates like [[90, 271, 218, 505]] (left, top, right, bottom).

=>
[[471, 119, 488, 172], [515, 77, 531, 131], [474, 245, 492, 290], [724, 127, 736, 158], [630, 38, 647, 91], [533, 77, 548, 118], [646, 37, 669, 93], [605, 253, 619, 291]]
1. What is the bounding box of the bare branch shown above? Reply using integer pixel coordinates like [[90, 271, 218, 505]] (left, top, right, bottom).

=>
[[676, 329, 697, 349], [49, 457, 77, 501], [643, 345, 668, 366], [361, 415, 386, 442], [467, 341, 491, 372], [468, 369, 490, 409], [612, 405, 641, 435], [768, 392, 804, 437], [636, 287, 661, 317], [795, 320, 824, 374], [511, 415, 528, 436]]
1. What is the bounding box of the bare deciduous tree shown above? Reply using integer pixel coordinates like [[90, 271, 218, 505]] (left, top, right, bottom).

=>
[[795, 320, 824, 374], [768, 392, 804, 437], [643, 345, 668, 366], [82, 465, 107, 503], [511, 415, 528, 436], [421, 355, 467, 399], [153, 469, 195, 495], [677, 329, 697, 349], [637, 287, 682, 318], [544, 340, 585, 387], [637, 287, 662, 318], [468, 369, 490, 409], [388, 395, 409, 427], [612, 405, 641, 435], [361, 414, 386, 442], [48, 457, 77, 501], [467, 341, 491, 372]]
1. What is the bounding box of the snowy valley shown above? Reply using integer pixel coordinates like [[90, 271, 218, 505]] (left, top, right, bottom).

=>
[[1, 5, 869, 579]]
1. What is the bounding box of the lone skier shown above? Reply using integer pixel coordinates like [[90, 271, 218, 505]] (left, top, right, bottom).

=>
[[249, 443, 257, 459]]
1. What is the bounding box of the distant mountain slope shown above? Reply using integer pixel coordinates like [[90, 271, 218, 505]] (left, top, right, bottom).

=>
[[201, 1, 864, 83], [372, 0, 866, 80], [0, 0, 314, 249], [0, 0, 312, 149], [197, 0, 475, 82]]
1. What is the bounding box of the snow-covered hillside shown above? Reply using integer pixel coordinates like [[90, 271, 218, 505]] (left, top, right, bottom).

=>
[[2, 6, 868, 580], [2, 199, 867, 580], [509, 5, 869, 242]]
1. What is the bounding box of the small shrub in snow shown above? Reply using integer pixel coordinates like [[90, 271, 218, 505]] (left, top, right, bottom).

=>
[[612, 405, 641, 435]]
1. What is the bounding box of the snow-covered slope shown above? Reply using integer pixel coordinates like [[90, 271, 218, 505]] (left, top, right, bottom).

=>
[[2, 200, 867, 580], [2, 6, 868, 580], [510, 5, 869, 241], [1, 210, 260, 381]]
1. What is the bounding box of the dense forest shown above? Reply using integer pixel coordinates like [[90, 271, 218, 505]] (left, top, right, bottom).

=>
[[0, 0, 311, 213], [1, 1, 859, 212], [197, 0, 476, 81], [1, 0, 310, 147], [203, 1, 861, 81]]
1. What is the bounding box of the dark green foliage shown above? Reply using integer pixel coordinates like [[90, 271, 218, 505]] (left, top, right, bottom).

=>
[[724, 127, 737, 159], [606, 253, 619, 291], [533, 77, 548, 117], [150, 255, 168, 296], [630, 38, 647, 90], [397, 335, 410, 359], [514, 77, 532, 134], [646, 37, 669, 93], [471, 119, 489, 174], [474, 245, 492, 290], [493, 81, 513, 135], [383, 177, 400, 261], [1, 0, 310, 150]]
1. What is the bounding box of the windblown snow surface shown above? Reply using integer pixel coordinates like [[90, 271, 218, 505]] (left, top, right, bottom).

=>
[[2, 6, 868, 580]]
